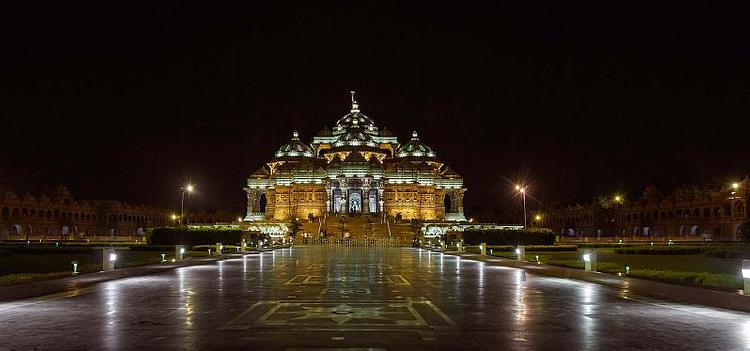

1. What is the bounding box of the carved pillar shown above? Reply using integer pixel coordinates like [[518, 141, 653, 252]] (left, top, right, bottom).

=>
[[457, 188, 466, 214], [341, 178, 348, 214], [362, 178, 370, 214]]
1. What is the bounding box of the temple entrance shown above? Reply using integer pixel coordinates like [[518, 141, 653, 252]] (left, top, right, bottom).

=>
[[349, 191, 362, 214]]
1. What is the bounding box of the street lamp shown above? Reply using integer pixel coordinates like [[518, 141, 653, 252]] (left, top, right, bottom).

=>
[[515, 184, 527, 228], [614, 195, 623, 203], [534, 214, 542, 226], [180, 184, 194, 226]]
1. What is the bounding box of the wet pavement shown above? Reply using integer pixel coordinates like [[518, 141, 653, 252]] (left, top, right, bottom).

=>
[[1, 247, 749, 350]]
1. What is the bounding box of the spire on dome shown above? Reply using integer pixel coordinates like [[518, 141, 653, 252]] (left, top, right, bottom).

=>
[[350, 90, 360, 112], [292, 130, 300, 139]]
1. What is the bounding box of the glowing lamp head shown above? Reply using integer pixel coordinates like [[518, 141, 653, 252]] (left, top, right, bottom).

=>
[[515, 184, 521, 191], [180, 248, 185, 254], [583, 253, 591, 262], [238, 217, 243, 222], [109, 253, 117, 261], [171, 214, 177, 220], [743, 269, 750, 278], [732, 182, 740, 190], [534, 214, 542, 221], [614, 195, 622, 202], [185, 184, 194, 193], [515, 248, 521, 255]]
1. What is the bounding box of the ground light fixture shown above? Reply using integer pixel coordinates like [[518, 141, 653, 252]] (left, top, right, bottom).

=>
[[624, 264, 631, 274], [161, 253, 167, 262], [535, 255, 539, 263], [71, 260, 79, 274], [743, 260, 750, 294]]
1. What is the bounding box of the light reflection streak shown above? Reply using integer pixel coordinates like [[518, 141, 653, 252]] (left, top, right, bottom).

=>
[[102, 281, 120, 349], [512, 269, 529, 344]]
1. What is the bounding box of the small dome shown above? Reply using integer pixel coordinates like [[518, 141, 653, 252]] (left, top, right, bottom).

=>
[[379, 126, 394, 137], [396, 131, 436, 158], [275, 131, 314, 158], [316, 126, 333, 137]]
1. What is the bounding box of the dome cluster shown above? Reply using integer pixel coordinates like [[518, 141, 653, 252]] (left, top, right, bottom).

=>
[[273, 94, 437, 160]]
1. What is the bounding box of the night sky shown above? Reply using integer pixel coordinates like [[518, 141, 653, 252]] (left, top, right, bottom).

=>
[[3, 3, 749, 219]]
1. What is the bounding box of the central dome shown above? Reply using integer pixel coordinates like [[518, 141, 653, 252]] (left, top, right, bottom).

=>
[[335, 102, 375, 128]]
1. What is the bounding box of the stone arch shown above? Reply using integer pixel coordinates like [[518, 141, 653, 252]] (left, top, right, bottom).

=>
[[643, 227, 650, 236], [259, 193, 267, 212], [690, 225, 700, 235], [679, 225, 685, 235], [11, 224, 21, 236], [734, 201, 744, 216], [634, 227, 642, 236]]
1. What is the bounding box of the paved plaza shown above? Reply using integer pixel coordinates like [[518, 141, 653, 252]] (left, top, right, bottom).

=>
[[1, 247, 749, 350]]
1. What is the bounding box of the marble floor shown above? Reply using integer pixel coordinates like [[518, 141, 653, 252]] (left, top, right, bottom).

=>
[[1, 247, 749, 350]]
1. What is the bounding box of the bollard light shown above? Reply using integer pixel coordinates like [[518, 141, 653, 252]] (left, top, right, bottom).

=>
[[208, 249, 212, 255], [583, 251, 597, 271], [624, 264, 630, 274], [515, 248, 520, 255], [103, 250, 117, 271], [743, 260, 750, 295], [618, 239, 623, 244], [180, 247, 185, 254], [515, 246, 526, 261], [161, 253, 167, 262], [535, 255, 539, 263], [71, 260, 79, 274], [489, 248, 493, 255]]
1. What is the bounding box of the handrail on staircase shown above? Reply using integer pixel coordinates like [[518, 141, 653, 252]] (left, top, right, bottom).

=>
[[386, 217, 392, 238], [317, 216, 323, 237]]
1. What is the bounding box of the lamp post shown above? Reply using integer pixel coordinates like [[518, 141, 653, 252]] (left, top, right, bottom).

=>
[[515, 185, 527, 228], [180, 184, 194, 226]]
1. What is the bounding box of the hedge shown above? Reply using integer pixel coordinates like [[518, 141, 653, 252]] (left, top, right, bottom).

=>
[[148, 227, 244, 246], [463, 229, 555, 246], [614, 246, 705, 255]]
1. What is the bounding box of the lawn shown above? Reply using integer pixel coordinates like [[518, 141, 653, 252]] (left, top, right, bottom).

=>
[[490, 248, 745, 290]]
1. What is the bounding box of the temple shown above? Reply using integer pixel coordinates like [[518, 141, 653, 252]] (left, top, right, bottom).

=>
[[244, 93, 466, 225]]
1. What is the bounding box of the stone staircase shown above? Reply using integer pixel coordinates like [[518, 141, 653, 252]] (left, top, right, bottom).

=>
[[293, 215, 418, 244]]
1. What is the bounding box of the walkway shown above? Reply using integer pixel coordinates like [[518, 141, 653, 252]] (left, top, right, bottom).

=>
[[1, 247, 749, 350]]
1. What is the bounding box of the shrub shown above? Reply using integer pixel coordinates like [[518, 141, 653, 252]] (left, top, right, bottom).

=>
[[614, 246, 705, 255], [128, 245, 177, 252], [149, 227, 244, 246], [463, 229, 555, 246]]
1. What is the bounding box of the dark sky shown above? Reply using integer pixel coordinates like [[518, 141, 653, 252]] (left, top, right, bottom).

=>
[[2, 2, 750, 218]]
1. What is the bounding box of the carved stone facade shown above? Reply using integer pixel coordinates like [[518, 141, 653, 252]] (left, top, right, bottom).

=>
[[0, 184, 171, 239], [0, 184, 238, 240], [245, 94, 467, 222], [542, 179, 749, 241]]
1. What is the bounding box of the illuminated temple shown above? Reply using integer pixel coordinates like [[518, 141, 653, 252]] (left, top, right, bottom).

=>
[[244, 93, 466, 224]]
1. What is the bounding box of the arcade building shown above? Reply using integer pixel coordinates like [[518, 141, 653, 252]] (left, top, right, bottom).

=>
[[244, 94, 467, 224]]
